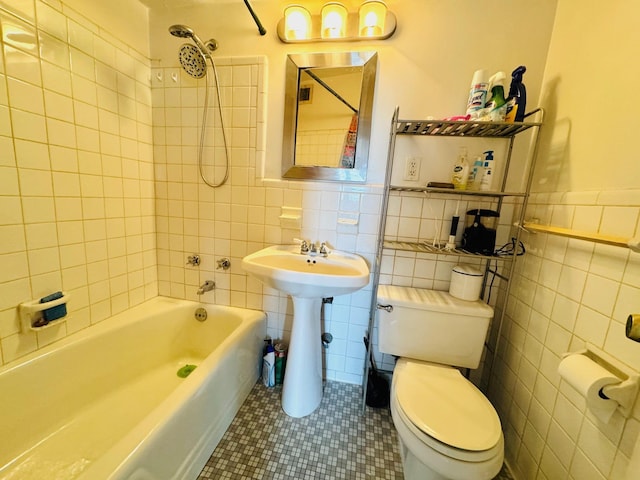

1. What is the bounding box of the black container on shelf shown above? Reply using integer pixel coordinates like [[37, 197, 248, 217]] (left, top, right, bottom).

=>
[[462, 209, 499, 255]]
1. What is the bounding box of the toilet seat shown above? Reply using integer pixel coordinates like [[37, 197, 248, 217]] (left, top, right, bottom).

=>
[[392, 358, 502, 462]]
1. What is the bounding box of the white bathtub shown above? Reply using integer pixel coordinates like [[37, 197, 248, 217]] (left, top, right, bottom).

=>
[[0, 297, 266, 480]]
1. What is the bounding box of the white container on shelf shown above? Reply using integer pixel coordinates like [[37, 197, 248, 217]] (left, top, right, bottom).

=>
[[449, 265, 483, 301]]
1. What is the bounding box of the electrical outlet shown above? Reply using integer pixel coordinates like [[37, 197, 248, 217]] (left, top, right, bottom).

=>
[[403, 157, 420, 181]]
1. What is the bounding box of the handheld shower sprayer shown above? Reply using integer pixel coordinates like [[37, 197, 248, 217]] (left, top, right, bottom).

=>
[[167, 24, 230, 188], [168, 24, 217, 60]]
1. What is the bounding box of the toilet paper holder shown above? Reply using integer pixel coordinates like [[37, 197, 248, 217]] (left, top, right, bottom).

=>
[[626, 314, 640, 342], [562, 344, 640, 419]]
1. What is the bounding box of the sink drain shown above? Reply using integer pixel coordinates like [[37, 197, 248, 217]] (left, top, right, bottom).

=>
[[195, 307, 208, 321]]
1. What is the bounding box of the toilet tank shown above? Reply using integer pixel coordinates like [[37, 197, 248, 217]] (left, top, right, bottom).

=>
[[377, 285, 494, 369]]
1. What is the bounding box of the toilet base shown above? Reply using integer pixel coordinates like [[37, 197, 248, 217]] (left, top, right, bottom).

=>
[[398, 437, 449, 480]]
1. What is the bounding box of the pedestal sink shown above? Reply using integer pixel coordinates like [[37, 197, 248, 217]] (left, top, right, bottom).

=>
[[241, 245, 370, 417]]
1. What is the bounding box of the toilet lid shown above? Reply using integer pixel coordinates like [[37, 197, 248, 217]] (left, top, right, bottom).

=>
[[394, 359, 502, 452]]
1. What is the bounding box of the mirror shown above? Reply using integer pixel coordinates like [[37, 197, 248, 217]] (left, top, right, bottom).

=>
[[282, 52, 377, 182]]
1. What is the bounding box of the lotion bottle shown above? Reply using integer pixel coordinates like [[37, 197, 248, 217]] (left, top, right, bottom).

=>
[[451, 147, 469, 190], [468, 154, 483, 190], [479, 150, 494, 191]]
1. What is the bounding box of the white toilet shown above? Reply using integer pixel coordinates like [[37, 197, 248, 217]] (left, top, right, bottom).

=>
[[377, 285, 504, 480]]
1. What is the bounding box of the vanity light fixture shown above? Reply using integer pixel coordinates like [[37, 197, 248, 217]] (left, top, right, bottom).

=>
[[277, 1, 396, 43]]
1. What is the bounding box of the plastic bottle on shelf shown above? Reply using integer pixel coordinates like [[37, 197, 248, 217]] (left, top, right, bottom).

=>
[[465, 69, 489, 118], [483, 72, 507, 121], [505, 66, 527, 123], [479, 150, 495, 191], [451, 147, 469, 190], [468, 154, 484, 190]]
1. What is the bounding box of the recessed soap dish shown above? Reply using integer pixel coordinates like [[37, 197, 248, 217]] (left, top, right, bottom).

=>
[[19, 292, 71, 332]]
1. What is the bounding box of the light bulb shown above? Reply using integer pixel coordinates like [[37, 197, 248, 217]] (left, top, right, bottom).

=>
[[284, 5, 311, 40], [358, 0, 387, 37], [321, 3, 347, 39]]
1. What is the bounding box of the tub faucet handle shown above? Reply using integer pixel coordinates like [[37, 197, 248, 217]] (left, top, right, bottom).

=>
[[186, 254, 200, 266], [216, 258, 231, 270]]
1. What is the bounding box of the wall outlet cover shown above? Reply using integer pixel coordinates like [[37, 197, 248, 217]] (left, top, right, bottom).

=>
[[403, 157, 421, 181]]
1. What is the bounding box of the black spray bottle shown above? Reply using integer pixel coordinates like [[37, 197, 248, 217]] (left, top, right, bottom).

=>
[[505, 66, 527, 122]]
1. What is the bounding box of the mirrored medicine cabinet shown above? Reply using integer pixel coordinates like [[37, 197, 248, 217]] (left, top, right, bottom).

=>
[[282, 51, 377, 182]]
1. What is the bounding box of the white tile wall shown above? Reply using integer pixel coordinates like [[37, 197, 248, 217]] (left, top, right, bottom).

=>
[[0, 0, 156, 366], [489, 189, 640, 480]]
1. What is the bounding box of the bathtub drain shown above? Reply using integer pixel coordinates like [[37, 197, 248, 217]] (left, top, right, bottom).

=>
[[195, 307, 208, 321]]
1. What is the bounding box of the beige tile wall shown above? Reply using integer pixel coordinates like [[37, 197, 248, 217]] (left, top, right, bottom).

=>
[[375, 190, 518, 372], [488, 189, 640, 479], [151, 58, 266, 307], [151, 58, 386, 383], [0, 0, 156, 366], [295, 128, 346, 167]]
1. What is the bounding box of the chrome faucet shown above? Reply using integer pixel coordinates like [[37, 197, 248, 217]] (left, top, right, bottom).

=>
[[197, 280, 215, 295], [294, 239, 330, 256]]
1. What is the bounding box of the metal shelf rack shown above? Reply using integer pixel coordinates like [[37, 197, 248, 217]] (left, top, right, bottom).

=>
[[361, 107, 544, 411]]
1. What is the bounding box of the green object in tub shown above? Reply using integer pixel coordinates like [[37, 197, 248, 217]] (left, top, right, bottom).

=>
[[177, 364, 197, 378]]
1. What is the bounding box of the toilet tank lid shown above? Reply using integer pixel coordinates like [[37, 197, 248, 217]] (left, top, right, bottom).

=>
[[377, 285, 494, 317]]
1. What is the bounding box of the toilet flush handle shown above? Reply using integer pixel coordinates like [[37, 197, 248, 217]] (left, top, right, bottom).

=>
[[377, 304, 393, 313]]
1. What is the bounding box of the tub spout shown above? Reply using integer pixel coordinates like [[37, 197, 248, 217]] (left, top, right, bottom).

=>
[[197, 280, 215, 295]]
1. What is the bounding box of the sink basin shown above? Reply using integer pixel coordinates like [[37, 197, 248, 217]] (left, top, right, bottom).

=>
[[241, 245, 369, 298], [241, 245, 370, 418]]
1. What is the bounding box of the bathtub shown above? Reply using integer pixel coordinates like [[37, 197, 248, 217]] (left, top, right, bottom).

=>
[[0, 297, 266, 480]]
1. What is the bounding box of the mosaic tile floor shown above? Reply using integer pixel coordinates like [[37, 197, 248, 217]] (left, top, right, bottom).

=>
[[198, 381, 514, 480]]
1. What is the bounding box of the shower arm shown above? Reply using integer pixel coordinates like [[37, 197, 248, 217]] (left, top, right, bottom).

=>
[[243, 0, 267, 36]]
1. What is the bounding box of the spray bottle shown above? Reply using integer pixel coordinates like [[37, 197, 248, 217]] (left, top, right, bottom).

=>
[[505, 66, 527, 123], [484, 72, 507, 121], [479, 150, 495, 191], [465, 69, 489, 118]]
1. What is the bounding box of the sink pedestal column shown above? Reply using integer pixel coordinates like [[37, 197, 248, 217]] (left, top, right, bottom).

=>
[[281, 297, 323, 417]]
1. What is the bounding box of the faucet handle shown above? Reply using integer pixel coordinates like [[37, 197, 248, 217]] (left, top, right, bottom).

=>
[[186, 254, 200, 266], [216, 258, 231, 270], [293, 238, 310, 254], [319, 242, 330, 256]]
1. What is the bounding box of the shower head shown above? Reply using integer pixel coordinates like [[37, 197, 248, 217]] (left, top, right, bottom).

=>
[[179, 44, 207, 79], [168, 24, 216, 61], [169, 24, 194, 38]]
